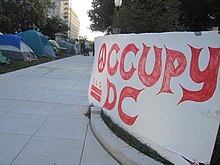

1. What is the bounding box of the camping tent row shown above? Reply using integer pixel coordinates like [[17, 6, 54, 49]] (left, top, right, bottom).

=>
[[49, 40, 75, 54], [0, 34, 37, 62], [18, 30, 56, 57], [0, 30, 56, 61]]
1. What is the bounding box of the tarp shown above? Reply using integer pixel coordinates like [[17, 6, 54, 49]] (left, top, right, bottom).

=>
[[0, 34, 38, 61], [18, 30, 56, 57], [88, 31, 220, 165], [57, 41, 74, 54]]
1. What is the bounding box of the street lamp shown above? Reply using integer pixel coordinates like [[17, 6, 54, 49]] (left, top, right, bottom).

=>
[[113, 0, 122, 34], [114, 0, 122, 8]]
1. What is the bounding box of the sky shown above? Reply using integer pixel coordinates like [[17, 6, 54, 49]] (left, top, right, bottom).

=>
[[71, 0, 104, 41]]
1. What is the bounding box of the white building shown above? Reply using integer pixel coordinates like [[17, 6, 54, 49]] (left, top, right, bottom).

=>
[[68, 8, 80, 39], [48, 0, 80, 39]]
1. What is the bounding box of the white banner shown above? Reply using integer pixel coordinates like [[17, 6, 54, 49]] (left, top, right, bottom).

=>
[[88, 32, 220, 165]]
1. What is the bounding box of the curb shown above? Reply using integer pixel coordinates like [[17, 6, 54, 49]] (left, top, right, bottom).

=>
[[89, 106, 163, 165]]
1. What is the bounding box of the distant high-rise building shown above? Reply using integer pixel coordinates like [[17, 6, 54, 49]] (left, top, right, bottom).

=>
[[68, 8, 80, 39], [48, 0, 80, 39]]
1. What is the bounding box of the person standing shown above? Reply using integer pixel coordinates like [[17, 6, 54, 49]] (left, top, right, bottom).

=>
[[84, 41, 90, 56], [74, 39, 79, 54], [81, 40, 85, 55], [92, 42, 95, 56]]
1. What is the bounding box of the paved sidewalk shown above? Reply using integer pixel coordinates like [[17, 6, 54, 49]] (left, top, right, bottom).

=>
[[0, 55, 119, 165]]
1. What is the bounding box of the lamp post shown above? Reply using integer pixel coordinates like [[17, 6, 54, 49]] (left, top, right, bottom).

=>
[[114, 0, 122, 18], [113, 0, 122, 34], [114, 0, 122, 9]]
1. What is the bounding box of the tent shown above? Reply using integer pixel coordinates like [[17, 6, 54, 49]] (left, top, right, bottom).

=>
[[0, 34, 38, 61], [0, 51, 10, 64], [18, 30, 56, 57], [49, 40, 61, 53], [57, 41, 75, 54]]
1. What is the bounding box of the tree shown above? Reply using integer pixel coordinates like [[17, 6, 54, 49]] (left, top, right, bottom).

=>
[[0, 0, 17, 33], [88, 0, 115, 32], [41, 16, 69, 39], [113, 0, 183, 33], [0, 0, 52, 33], [0, 15, 12, 33], [179, 0, 220, 31], [88, 0, 183, 33], [89, 0, 220, 33], [210, 0, 220, 28], [180, 0, 211, 31]]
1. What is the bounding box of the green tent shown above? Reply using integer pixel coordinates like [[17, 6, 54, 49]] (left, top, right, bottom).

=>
[[49, 40, 61, 53], [18, 30, 56, 57], [0, 51, 10, 64]]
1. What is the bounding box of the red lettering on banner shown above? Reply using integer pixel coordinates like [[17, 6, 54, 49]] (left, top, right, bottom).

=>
[[179, 46, 220, 104], [118, 86, 143, 125], [93, 42, 220, 124], [120, 44, 139, 80], [90, 84, 102, 102], [103, 79, 117, 110], [98, 43, 107, 73], [158, 47, 187, 94], [138, 44, 162, 87], [91, 84, 102, 96], [91, 90, 101, 102], [107, 44, 119, 76]]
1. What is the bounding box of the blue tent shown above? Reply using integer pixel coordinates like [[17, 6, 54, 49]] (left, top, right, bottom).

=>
[[0, 34, 38, 61], [18, 30, 56, 57], [0, 34, 24, 49]]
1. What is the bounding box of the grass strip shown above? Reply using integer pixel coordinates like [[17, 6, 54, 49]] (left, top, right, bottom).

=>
[[0, 53, 74, 74], [211, 125, 220, 165], [101, 110, 173, 165], [101, 110, 220, 165]]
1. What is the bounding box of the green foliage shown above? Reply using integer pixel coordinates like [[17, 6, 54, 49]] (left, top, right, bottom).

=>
[[0, 0, 69, 37], [88, 0, 220, 33], [114, 0, 183, 33], [41, 16, 69, 39], [0, 54, 74, 75], [0, 57, 53, 74], [88, 0, 115, 32], [0, 0, 51, 33], [0, 14, 11, 33], [179, 0, 220, 31]]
